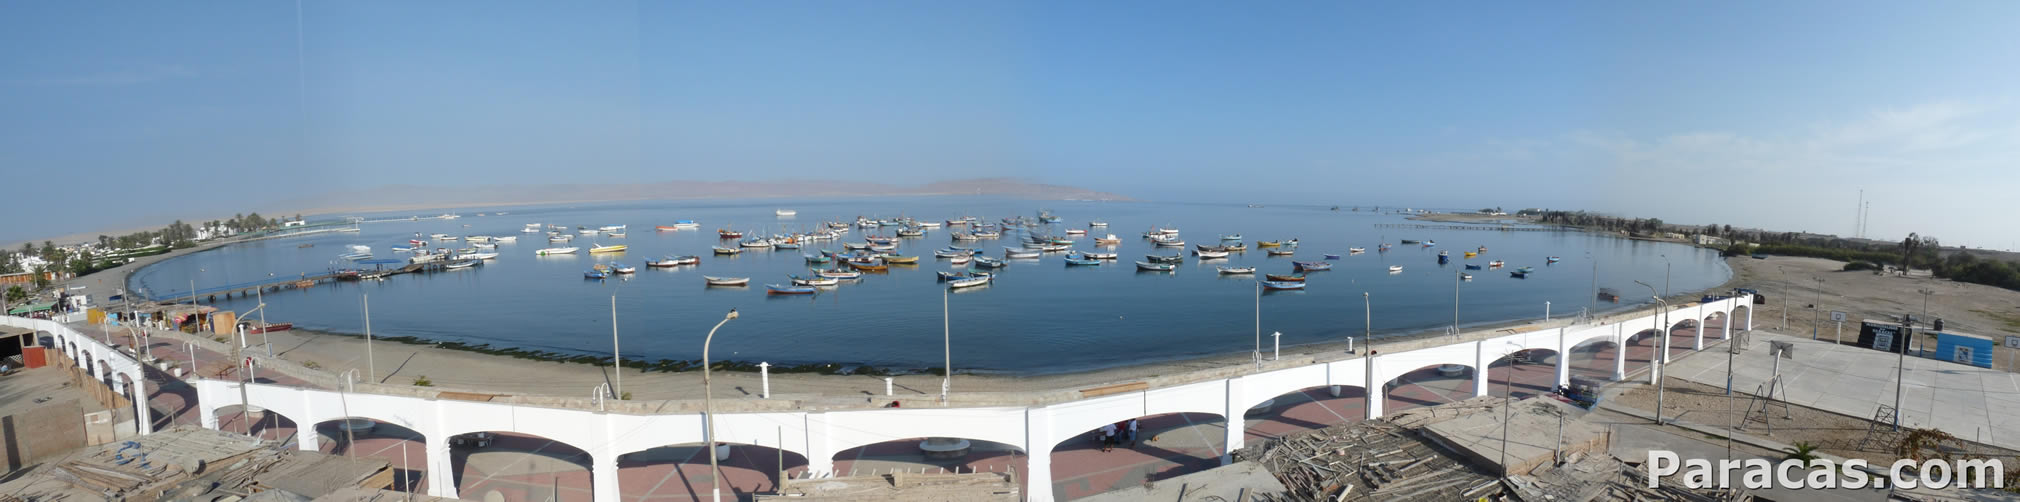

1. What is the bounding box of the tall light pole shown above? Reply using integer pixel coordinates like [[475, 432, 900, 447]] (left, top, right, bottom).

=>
[[1500, 341, 1518, 476], [941, 288, 951, 403], [1811, 277, 1825, 340], [1362, 292, 1371, 350], [1253, 281, 1262, 371], [702, 309, 740, 502], [1588, 253, 1598, 313], [363, 293, 375, 384], [610, 295, 621, 399], [1660, 254, 1671, 297], [1636, 280, 1667, 424], [1776, 266, 1790, 331], [1452, 269, 1462, 338]]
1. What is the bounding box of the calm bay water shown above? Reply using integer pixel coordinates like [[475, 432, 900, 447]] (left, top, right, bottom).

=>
[[129, 197, 1728, 374]]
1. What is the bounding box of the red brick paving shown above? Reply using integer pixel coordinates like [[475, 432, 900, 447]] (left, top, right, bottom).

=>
[[1050, 413, 1225, 501], [618, 444, 808, 502]]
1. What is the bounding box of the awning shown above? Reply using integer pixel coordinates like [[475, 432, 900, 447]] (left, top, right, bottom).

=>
[[7, 301, 56, 315]]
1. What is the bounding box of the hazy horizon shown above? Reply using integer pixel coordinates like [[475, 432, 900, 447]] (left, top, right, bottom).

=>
[[5, 2, 2016, 249]]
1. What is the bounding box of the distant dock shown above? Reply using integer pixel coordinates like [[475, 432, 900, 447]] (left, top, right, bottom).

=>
[[1373, 223, 1579, 232]]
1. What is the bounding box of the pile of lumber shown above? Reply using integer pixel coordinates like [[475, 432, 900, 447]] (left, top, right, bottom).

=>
[[1249, 419, 1502, 501]]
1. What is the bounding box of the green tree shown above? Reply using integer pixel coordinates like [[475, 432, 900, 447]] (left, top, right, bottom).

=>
[[1901, 232, 1923, 272], [4, 285, 27, 303]]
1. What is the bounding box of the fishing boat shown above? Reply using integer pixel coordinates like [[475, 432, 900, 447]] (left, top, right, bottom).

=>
[[1464, 264, 1482, 270], [704, 276, 749, 286], [843, 242, 873, 250], [1196, 249, 1229, 259], [536, 247, 579, 256], [1294, 261, 1332, 271], [1005, 249, 1041, 259], [848, 261, 889, 272], [1477, 245, 1488, 253], [1064, 257, 1101, 266], [896, 227, 925, 237], [936, 270, 971, 281], [648, 256, 700, 267], [1262, 281, 1305, 291], [1387, 265, 1404, 273], [879, 254, 919, 264], [1152, 237, 1185, 247], [1224, 242, 1247, 251], [243, 322, 293, 334], [1348, 247, 1366, 254], [774, 242, 801, 250], [1324, 254, 1341, 260], [1257, 241, 1282, 248], [549, 235, 573, 243], [1089, 221, 1108, 227], [805, 254, 833, 264], [1217, 266, 1256, 274], [1465, 252, 1478, 258], [712, 246, 742, 255], [493, 236, 517, 243], [918, 221, 942, 229], [391, 246, 414, 252], [1400, 239, 1420, 244], [1158, 227, 1181, 235], [1093, 235, 1121, 246], [1378, 244, 1393, 251], [776, 209, 797, 217], [971, 256, 1006, 269], [610, 263, 636, 274], [589, 243, 627, 254], [523, 223, 543, 233], [409, 253, 443, 264], [1488, 260, 1505, 268], [1146, 254, 1183, 264], [584, 269, 608, 279], [789, 275, 838, 287], [718, 229, 744, 239], [1264, 274, 1305, 282], [445, 260, 480, 270], [1546, 256, 1562, 263], [1266, 249, 1294, 256], [933, 249, 971, 258], [466, 236, 492, 243], [1219, 234, 1242, 241], [950, 232, 978, 241], [672, 220, 700, 229], [1460, 273, 1473, 281], [740, 239, 773, 248], [949, 255, 971, 265], [767, 284, 816, 295], [1081, 251, 1118, 260], [819, 269, 862, 279], [971, 230, 1002, 239], [1422, 240, 1436, 247], [947, 276, 991, 289], [457, 252, 499, 260], [1510, 271, 1530, 278], [1135, 261, 1176, 272], [1064, 229, 1087, 235], [1516, 266, 1535, 273]]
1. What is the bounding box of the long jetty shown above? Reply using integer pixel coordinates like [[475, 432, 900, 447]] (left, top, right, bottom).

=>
[[1373, 223, 1579, 232], [146, 260, 456, 303]]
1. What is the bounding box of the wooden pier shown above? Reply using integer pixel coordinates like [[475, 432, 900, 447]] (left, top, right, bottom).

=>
[[151, 260, 460, 304], [1373, 223, 1579, 232]]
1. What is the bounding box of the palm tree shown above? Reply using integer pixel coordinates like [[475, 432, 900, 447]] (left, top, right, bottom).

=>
[[1902, 232, 1922, 272], [1782, 441, 1821, 463]]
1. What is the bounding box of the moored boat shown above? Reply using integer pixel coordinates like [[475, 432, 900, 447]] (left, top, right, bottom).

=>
[[1266, 249, 1294, 256], [848, 261, 889, 272], [712, 246, 742, 255], [947, 276, 991, 289], [536, 247, 579, 256], [1257, 241, 1282, 248], [1005, 248, 1041, 259], [1217, 266, 1256, 274], [1146, 254, 1183, 264], [584, 269, 608, 279], [1387, 265, 1404, 273], [1262, 281, 1305, 291], [1488, 260, 1505, 268], [445, 260, 480, 270], [818, 269, 862, 279], [767, 283, 816, 295], [718, 229, 743, 239], [590, 244, 627, 254], [1081, 251, 1118, 259], [648, 256, 701, 267], [1264, 274, 1304, 282], [1195, 249, 1229, 259], [1464, 264, 1482, 270], [611, 263, 637, 274], [1348, 247, 1366, 254], [704, 276, 749, 286], [789, 275, 838, 287], [1063, 257, 1101, 266], [1135, 261, 1176, 271], [1093, 235, 1122, 245], [879, 254, 919, 264], [1510, 271, 1530, 278], [1324, 254, 1341, 260], [1293, 261, 1332, 271], [1546, 256, 1562, 263], [971, 256, 1006, 269]]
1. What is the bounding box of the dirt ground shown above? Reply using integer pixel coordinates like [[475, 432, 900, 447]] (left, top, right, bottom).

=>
[[1613, 377, 2020, 466], [1727, 255, 2020, 371]]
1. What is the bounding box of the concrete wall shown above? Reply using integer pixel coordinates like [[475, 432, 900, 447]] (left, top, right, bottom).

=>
[[23, 295, 1752, 502]]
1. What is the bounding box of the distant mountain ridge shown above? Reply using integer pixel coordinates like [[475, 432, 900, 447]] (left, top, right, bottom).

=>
[[289, 178, 1132, 216]]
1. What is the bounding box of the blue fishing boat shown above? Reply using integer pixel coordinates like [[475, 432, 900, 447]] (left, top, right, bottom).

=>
[[805, 254, 832, 264], [972, 256, 1007, 269], [1293, 261, 1332, 271], [1324, 254, 1341, 260], [1464, 264, 1482, 270], [1136, 261, 1176, 271], [767, 284, 817, 295], [1064, 257, 1101, 266], [1510, 271, 1529, 278], [1262, 280, 1305, 291], [584, 269, 608, 280]]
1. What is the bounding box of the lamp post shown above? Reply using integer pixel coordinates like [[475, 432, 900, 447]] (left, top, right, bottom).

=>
[[1452, 270, 1463, 338], [1811, 277, 1825, 340], [362, 293, 374, 383], [942, 288, 951, 403], [702, 309, 739, 502], [1776, 266, 1790, 331], [1253, 281, 1261, 371], [1636, 280, 1667, 424], [1660, 254, 1671, 297], [1587, 253, 1598, 313], [1500, 341, 1518, 476], [610, 295, 621, 399]]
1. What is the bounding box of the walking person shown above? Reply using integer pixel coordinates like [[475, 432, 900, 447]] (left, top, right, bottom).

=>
[[1099, 423, 1117, 452], [1127, 418, 1140, 447]]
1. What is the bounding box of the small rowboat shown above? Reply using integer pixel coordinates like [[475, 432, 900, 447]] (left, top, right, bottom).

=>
[[789, 275, 839, 287], [879, 254, 920, 264], [1093, 235, 1122, 245], [1516, 266, 1534, 273], [1065, 229, 1087, 235], [774, 242, 801, 250], [936, 271, 969, 281], [584, 269, 608, 279], [1218, 266, 1256, 274], [933, 249, 969, 258], [844, 242, 873, 250], [1089, 221, 1108, 227], [656, 225, 681, 231], [1153, 239, 1186, 248], [768, 284, 817, 295], [1461, 273, 1473, 281], [1464, 264, 1482, 270], [1546, 256, 1562, 263], [1195, 250, 1230, 259], [1464, 251, 1478, 258], [1264, 274, 1305, 282], [1293, 261, 1332, 271], [818, 269, 863, 279], [718, 229, 743, 238], [1136, 261, 1176, 272], [1348, 247, 1366, 254], [1262, 281, 1305, 291], [972, 256, 1007, 269], [648, 256, 701, 267], [1081, 252, 1118, 260], [1223, 242, 1247, 251], [950, 255, 971, 265], [713, 247, 742, 255], [590, 244, 626, 254], [1489, 260, 1505, 268], [445, 260, 480, 270], [948, 276, 991, 289], [848, 261, 889, 272], [1220, 234, 1243, 241], [1146, 254, 1183, 264], [1257, 241, 1282, 248], [1005, 249, 1041, 259], [1064, 257, 1101, 266], [805, 254, 833, 264], [1266, 249, 1294, 256], [704, 276, 749, 286], [536, 247, 579, 256], [1388, 265, 1404, 273], [1323, 254, 1341, 260], [1510, 271, 1530, 278], [611, 264, 637, 274]]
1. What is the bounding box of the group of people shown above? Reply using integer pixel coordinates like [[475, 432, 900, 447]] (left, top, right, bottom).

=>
[[1096, 418, 1139, 452]]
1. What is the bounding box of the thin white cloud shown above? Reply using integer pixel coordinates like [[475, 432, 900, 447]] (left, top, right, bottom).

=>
[[2, 64, 196, 87]]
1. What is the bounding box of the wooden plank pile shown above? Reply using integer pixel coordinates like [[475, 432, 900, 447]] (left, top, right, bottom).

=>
[[1248, 419, 1503, 501]]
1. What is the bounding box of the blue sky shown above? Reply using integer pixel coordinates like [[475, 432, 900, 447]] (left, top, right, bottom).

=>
[[4, 2, 2016, 248]]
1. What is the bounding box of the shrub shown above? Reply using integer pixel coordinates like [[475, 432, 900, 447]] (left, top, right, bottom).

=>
[[1843, 261, 1879, 271], [413, 375, 433, 387]]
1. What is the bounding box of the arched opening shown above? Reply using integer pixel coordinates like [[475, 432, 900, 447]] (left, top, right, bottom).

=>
[[96, 360, 112, 388], [1702, 312, 1729, 341], [142, 364, 197, 431], [1242, 385, 1367, 442], [1623, 328, 1661, 373], [315, 418, 427, 492], [1485, 349, 1559, 400], [619, 442, 810, 502], [450, 431, 593, 502], [1050, 412, 1226, 501], [1565, 338, 1621, 381], [832, 438, 1021, 478], [1383, 363, 1476, 413], [212, 404, 300, 446], [1732, 305, 1752, 331]]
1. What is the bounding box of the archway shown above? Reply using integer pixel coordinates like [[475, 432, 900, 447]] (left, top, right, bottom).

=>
[[618, 442, 810, 502], [212, 404, 300, 446], [1623, 328, 1661, 374], [1703, 312, 1729, 341], [1565, 338, 1621, 381], [315, 418, 427, 492], [1383, 363, 1476, 413], [1666, 318, 1699, 357], [1050, 412, 1226, 501], [1484, 349, 1559, 400], [450, 431, 593, 502], [1242, 385, 1367, 442], [1732, 305, 1752, 331]]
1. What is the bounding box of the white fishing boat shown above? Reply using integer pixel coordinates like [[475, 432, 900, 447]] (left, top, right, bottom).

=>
[[1217, 266, 1256, 274], [537, 247, 579, 256], [1348, 247, 1366, 254], [444, 260, 480, 270], [704, 276, 750, 286], [523, 223, 543, 233], [1195, 249, 1229, 259], [457, 252, 499, 260], [1388, 265, 1404, 273], [548, 235, 573, 243], [410, 253, 443, 264], [949, 255, 972, 265], [600, 225, 627, 232], [1081, 252, 1118, 260], [493, 236, 517, 243], [947, 276, 991, 289], [466, 236, 492, 243], [578, 228, 600, 235], [776, 209, 797, 216]]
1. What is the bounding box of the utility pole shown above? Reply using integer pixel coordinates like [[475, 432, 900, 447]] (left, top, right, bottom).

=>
[[1777, 266, 1790, 331], [1452, 270, 1462, 338], [363, 294, 375, 384], [610, 295, 621, 399], [1253, 281, 1261, 371], [942, 288, 951, 403], [1812, 277, 1825, 340], [1637, 281, 1667, 424]]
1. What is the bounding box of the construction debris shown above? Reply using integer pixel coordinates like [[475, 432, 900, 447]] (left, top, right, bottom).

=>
[[1242, 398, 1505, 501], [757, 471, 1019, 501], [1507, 454, 1749, 501], [0, 425, 400, 502], [1076, 460, 1288, 502]]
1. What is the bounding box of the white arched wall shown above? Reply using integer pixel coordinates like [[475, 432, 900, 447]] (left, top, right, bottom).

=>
[[69, 297, 1751, 502], [2, 316, 151, 436]]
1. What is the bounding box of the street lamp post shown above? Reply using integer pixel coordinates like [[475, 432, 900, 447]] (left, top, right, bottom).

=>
[[1636, 280, 1667, 424], [1500, 341, 1518, 476], [1812, 277, 1825, 340], [1660, 254, 1671, 297], [610, 295, 621, 399], [1452, 270, 1462, 338], [942, 288, 951, 403], [1253, 281, 1261, 371], [1776, 266, 1790, 331], [702, 309, 740, 502]]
